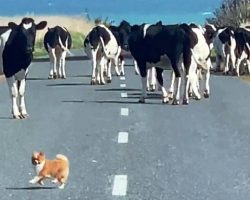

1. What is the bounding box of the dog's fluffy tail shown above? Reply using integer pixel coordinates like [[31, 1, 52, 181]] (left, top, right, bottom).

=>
[[56, 154, 69, 163]]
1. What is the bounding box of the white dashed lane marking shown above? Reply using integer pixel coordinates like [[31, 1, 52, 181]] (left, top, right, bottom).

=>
[[112, 175, 128, 196], [120, 76, 126, 81], [112, 76, 128, 196], [120, 83, 126, 88], [118, 132, 128, 144], [121, 93, 128, 98], [120, 108, 129, 116]]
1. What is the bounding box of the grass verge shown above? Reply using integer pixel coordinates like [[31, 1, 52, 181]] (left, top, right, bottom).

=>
[[0, 15, 94, 58]]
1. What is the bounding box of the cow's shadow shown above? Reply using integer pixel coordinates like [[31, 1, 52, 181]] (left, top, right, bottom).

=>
[[46, 83, 89, 87], [95, 88, 141, 92]]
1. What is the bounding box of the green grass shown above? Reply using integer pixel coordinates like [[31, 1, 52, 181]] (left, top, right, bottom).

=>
[[33, 31, 85, 58]]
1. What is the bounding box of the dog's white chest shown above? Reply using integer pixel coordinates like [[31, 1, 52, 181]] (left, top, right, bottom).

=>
[[34, 161, 45, 174]]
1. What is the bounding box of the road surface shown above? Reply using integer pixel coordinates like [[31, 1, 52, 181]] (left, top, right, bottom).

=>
[[0, 58, 250, 200]]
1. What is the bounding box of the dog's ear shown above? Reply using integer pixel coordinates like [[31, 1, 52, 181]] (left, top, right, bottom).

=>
[[39, 152, 44, 156]]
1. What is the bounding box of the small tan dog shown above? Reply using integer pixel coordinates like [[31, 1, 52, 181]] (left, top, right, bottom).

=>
[[29, 151, 69, 189]]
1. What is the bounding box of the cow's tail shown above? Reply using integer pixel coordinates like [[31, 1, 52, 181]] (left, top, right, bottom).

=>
[[246, 42, 250, 59], [191, 49, 208, 70], [58, 36, 73, 56], [99, 36, 109, 57]]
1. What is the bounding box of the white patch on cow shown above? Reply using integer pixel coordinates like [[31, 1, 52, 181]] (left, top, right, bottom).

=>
[[0, 29, 12, 74], [23, 23, 32, 30], [191, 28, 210, 70], [62, 27, 68, 32], [143, 24, 151, 38], [98, 24, 119, 59], [146, 55, 171, 70], [207, 23, 216, 31]]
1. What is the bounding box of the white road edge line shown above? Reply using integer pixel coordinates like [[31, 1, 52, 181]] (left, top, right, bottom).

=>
[[118, 132, 128, 144], [112, 175, 128, 196], [120, 108, 129, 116], [121, 93, 128, 98]]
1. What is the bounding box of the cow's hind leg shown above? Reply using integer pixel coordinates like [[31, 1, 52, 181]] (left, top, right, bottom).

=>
[[99, 57, 106, 85], [156, 68, 169, 103], [168, 71, 175, 99], [48, 48, 57, 79], [90, 49, 98, 85], [138, 61, 147, 103], [60, 51, 67, 79], [171, 63, 181, 105]]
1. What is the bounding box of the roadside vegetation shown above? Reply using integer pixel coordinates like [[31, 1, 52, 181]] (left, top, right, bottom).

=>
[[0, 15, 95, 58], [206, 0, 250, 27]]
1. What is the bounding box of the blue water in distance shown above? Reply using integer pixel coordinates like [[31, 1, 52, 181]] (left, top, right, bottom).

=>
[[0, 0, 221, 25]]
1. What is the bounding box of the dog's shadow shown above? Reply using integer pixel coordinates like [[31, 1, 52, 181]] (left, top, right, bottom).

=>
[[6, 186, 57, 190]]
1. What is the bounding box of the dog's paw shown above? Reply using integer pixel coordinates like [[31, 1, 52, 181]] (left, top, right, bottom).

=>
[[29, 178, 37, 184], [51, 179, 58, 184], [58, 183, 65, 189], [39, 180, 44, 185]]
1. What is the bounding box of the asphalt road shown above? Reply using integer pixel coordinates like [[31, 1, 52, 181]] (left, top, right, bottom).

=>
[[0, 57, 250, 200]]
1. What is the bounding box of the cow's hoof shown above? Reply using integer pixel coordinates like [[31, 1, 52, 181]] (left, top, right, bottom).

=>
[[100, 81, 106, 85], [167, 92, 173, 100], [195, 96, 201, 100], [162, 97, 169, 104], [188, 92, 193, 97], [53, 73, 57, 79], [106, 78, 112, 83], [120, 72, 125, 76], [13, 114, 21, 119], [61, 75, 66, 79], [116, 72, 121, 76], [147, 87, 154, 92], [90, 80, 96, 85], [138, 97, 145, 103], [21, 113, 29, 118], [204, 91, 209, 98], [172, 99, 180, 105], [48, 75, 53, 79], [135, 71, 139, 75], [182, 99, 189, 105]]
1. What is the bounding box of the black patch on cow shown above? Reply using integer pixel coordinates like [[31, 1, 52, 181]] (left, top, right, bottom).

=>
[[129, 23, 189, 78], [109, 21, 131, 51], [189, 23, 199, 29], [234, 28, 250, 59], [84, 25, 111, 50], [2, 18, 47, 78], [218, 27, 234, 44], [44, 26, 72, 52], [204, 24, 216, 46]]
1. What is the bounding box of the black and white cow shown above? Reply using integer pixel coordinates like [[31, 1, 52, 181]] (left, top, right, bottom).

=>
[[213, 27, 237, 74], [109, 20, 132, 76], [128, 23, 188, 104], [44, 26, 72, 79], [84, 24, 120, 85], [129, 22, 211, 105], [234, 27, 250, 75], [182, 23, 214, 102], [0, 18, 47, 119]]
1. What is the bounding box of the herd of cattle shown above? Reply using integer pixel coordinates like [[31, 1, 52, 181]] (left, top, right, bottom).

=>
[[0, 17, 249, 119]]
